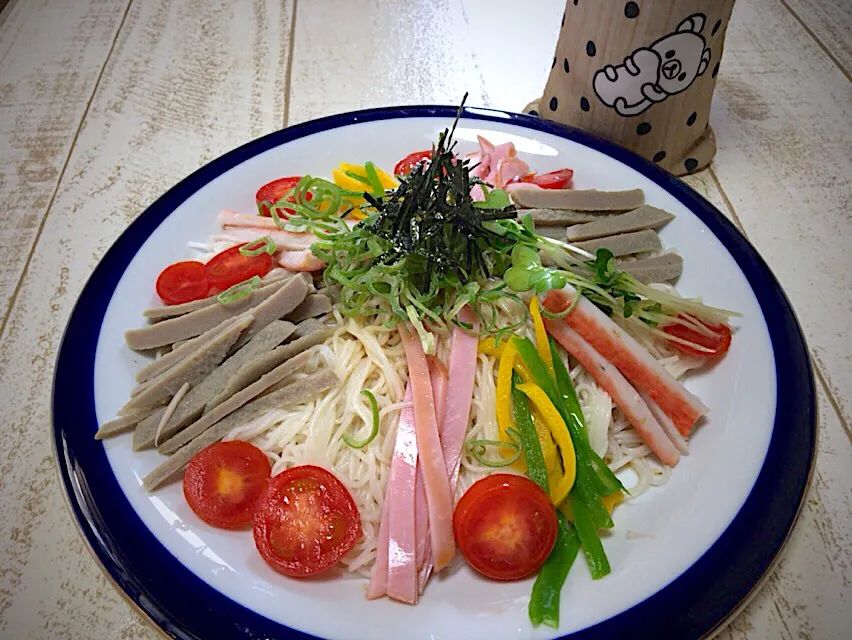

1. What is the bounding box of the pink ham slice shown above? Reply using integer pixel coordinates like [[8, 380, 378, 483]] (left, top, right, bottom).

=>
[[545, 319, 680, 466], [543, 287, 708, 435], [398, 326, 455, 572]]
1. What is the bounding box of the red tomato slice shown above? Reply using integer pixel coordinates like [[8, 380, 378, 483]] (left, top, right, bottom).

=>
[[203, 245, 272, 291], [394, 150, 432, 176], [522, 168, 574, 189], [183, 441, 272, 529], [454, 474, 557, 581], [253, 465, 362, 578], [156, 261, 210, 305], [256, 176, 311, 219], [663, 314, 732, 358]]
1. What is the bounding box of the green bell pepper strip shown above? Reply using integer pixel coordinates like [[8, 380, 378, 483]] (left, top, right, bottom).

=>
[[528, 512, 581, 628], [570, 493, 611, 579], [511, 373, 549, 494]]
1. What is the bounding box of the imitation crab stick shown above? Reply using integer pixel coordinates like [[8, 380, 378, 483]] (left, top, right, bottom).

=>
[[544, 319, 681, 467], [543, 287, 708, 435], [399, 326, 455, 572]]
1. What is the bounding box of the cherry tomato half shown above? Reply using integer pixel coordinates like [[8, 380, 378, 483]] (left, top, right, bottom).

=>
[[394, 150, 432, 176], [253, 465, 362, 578], [454, 474, 557, 581], [521, 168, 574, 189], [183, 441, 272, 529], [156, 260, 210, 305], [203, 245, 273, 291], [663, 314, 733, 358], [256, 176, 311, 219]]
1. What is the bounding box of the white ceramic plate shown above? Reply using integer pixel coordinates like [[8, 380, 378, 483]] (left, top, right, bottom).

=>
[[53, 106, 815, 640]]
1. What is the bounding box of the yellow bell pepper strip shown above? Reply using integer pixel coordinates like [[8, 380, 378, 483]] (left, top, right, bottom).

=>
[[496, 339, 518, 444], [601, 490, 624, 514], [532, 411, 559, 476], [478, 337, 505, 358], [529, 297, 553, 374], [517, 382, 576, 506]]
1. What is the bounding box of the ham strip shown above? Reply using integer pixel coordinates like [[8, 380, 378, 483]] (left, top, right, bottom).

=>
[[385, 384, 418, 604], [398, 327, 455, 572], [544, 287, 708, 435], [545, 319, 680, 466], [366, 480, 392, 600]]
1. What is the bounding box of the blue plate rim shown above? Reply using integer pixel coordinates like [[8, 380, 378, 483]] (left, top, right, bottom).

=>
[[51, 104, 816, 640]]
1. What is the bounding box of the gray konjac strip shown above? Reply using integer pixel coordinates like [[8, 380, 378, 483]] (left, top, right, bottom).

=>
[[285, 294, 332, 323], [124, 276, 298, 350], [207, 324, 334, 411], [142, 270, 293, 322], [143, 369, 339, 491], [619, 253, 683, 283], [512, 188, 645, 212], [534, 226, 568, 241], [231, 273, 312, 350], [135, 315, 247, 383], [158, 347, 320, 455], [573, 229, 663, 257], [119, 316, 253, 414], [95, 410, 152, 440], [291, 317, 326, 338], [521, 208, 611, 226], [131, 320, 296, 451], [566, 206, 675, 242]]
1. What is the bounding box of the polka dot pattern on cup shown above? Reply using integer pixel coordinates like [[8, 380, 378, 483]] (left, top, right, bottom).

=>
[[712, 19, 722, 36], [586, 41, 596, 57], [636, 122, 651, 136], [580, 97, 590, 112], [687, 111, 697, 126], [685, 158, 699, 172], [712, 62, 720, 78], [563, 58, 570, 73], [549, 96, 559, 111], [653, 151, 666, 163], [624, 2, 639, 19], [529, 110, 539, 117]]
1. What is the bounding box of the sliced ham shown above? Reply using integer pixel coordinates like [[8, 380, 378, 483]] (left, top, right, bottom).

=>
[[398, 327, 455, 572], [132, 320, 296, 451], [125, 275, 307, 351], [543, 287, 708, 435], [143, 369, 338, 491], [544, 319, 680, 466], [366, 480, 393, 600], [512, 188, 645, 212], [157, 347, 318, 455], [119, 316, 253, 414], [212, 226, 316, 251], [278, 249, 326, 272]]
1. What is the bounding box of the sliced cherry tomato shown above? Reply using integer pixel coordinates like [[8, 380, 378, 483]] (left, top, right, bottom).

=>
[[394, 150, 432, 176], [253, 465, 362, 578], [663, 314, 732, 357], [454, 474, 557, 581], [155, 260, 210, 305], [203, 245, 272, 291], [183, 441, 271, 529], [521, 168, 574, 189], [256, 176, 311, 219]]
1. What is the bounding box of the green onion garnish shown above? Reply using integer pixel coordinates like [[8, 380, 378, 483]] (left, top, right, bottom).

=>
[[363, 162, 386, 198], [239, 236, 277, 257], [466, 427, 523, 467], [342, 389, 380, 448], [217, 275, 261, 304]]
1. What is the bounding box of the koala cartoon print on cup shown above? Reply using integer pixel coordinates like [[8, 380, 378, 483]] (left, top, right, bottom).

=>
[[593, 14, 711, 117]]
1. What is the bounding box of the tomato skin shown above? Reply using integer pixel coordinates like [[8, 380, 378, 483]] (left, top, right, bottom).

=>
[[253, 465, 362, 578], [454, 474, 557, 581], [183, 441, 272, 529], [156, 261, 210, 305], [521, 168, 574, 189], [203, 245, 273, 291], [663, 314, 733, 358], [256, 176, 311, 219], [394, 150, 432, 176]]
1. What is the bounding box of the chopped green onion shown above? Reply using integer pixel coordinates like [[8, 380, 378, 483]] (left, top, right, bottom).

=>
[[217, 275, 261, 304], [466, 427, 523, 467], [363, 162, 386, 198], [239, 236, 277, 257], [342, 389, 380, 448], [343, 170, 372, 186]]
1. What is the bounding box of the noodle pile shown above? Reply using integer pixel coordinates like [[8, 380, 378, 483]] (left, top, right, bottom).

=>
[[224, 293, 699, 577]]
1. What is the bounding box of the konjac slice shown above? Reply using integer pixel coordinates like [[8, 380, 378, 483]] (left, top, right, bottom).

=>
[[253, 465, 362, 578], [183, 441, 271, 529]]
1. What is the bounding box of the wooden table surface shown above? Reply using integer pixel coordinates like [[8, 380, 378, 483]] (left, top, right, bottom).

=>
[[0, 0, 849, 638]]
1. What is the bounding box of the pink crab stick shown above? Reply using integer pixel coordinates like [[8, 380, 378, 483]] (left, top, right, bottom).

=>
[[543, 288, 708, 435]]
